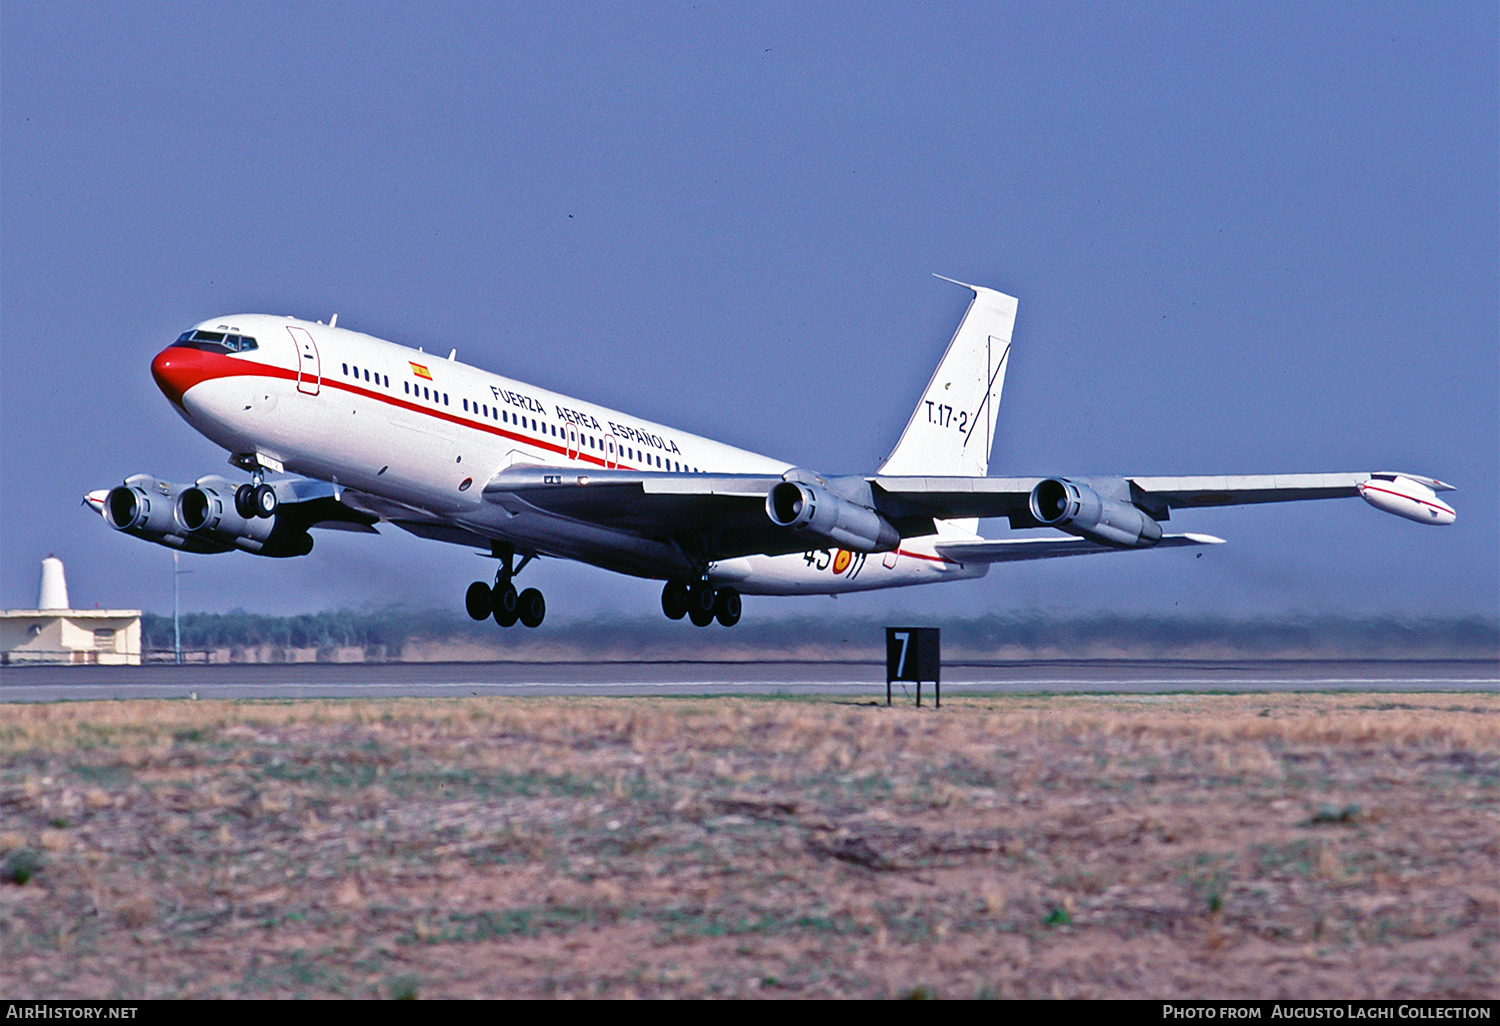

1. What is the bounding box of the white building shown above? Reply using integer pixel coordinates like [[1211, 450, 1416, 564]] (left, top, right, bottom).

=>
[[0, 557, 141, 666]]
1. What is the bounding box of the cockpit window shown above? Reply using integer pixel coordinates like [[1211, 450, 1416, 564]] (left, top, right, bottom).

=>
[[172, 329, 258, 353]]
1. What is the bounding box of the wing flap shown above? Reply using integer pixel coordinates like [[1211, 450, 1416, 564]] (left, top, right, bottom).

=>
[[935, 533, 1224, 564]]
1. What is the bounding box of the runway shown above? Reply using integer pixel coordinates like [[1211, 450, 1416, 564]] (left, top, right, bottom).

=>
[[1, 658, 1494, 702]]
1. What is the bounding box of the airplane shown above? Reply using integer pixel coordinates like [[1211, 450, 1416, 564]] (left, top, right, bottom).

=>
[[85, 278, 1457, 629]]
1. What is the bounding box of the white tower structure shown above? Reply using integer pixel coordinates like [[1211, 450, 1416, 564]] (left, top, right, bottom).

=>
[[3, 555, 140, 665], [38, 556, 69, 610]]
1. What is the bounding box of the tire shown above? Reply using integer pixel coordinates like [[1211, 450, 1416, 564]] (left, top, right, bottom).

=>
[[517, 588, 546, 628], [253, 483, 278, 518], [688, 604, 715, 627], [234, 483, 258, 519], [661, 580, 689, 620], [690, 584, 716, 616], [465, 581, 492, 621], [493, 583, 519, 627], [714, 587, 741, 627]]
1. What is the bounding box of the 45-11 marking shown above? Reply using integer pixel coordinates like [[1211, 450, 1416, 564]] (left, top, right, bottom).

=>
[[803, 548, 867, 579]]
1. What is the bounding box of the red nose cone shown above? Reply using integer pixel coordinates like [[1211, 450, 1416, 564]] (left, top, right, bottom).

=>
[[151, 346, 209, 407]]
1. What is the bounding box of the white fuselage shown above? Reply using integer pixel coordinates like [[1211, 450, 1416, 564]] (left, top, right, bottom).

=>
[[170, 315, 987, 594]]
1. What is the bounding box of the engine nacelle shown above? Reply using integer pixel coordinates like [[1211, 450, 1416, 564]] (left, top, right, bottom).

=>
[[1029, 477, 1163, 548], [100, 475, 231, 554], [766, 480, 900, 552], [175, 476, 313, 557], [103, 476, 194, 541]]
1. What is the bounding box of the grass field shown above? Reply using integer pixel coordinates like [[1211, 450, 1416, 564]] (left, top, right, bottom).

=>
[[2, 693, 1495, 998]]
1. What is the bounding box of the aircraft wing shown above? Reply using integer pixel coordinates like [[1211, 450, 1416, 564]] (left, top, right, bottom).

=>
[[871, 471, 1454, 527], [870, 476, 1039, 524], [477, 466, 1454, 563], [483, 468, 806, 560], [272, 478, 381, 532]]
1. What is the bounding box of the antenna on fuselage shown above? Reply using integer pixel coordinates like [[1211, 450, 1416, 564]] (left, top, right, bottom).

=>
[[448, 349, 456, 361], [330, 314, 338, 328]]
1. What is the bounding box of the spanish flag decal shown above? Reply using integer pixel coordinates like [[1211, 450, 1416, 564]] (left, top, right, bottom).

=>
[[409, 362, 433, 380]]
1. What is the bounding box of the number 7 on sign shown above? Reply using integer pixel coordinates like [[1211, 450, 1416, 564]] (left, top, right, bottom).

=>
[[893, 631, 910, 678]]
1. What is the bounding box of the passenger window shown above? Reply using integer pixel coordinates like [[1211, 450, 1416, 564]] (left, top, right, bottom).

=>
[[364, 369, 370, 382], [343, 363, 349, 375]]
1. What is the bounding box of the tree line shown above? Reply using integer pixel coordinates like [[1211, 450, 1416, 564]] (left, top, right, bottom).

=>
[[140, 608, 1500, 659]]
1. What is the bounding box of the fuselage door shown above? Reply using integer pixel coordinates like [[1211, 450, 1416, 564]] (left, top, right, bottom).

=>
[[605, 434, 618, 469], [566, 424, 579, 461], [287, 326, 321, 395]]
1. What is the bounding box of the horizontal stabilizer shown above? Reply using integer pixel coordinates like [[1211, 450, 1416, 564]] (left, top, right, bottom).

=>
[[934, 533, 1224, 564]]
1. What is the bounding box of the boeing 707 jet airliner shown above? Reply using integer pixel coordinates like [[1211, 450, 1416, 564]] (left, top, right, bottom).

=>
[[87, 279, 1456, 628]]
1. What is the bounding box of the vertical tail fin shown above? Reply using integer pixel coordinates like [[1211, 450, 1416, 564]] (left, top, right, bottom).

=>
[[878, 277, 1017, 480]]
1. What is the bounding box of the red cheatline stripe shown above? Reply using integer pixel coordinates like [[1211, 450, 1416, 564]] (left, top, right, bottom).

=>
[[896, 548, 957, 564], [181, 355, 643, 471]]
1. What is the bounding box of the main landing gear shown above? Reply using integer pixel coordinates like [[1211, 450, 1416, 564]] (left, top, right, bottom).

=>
[[466, 546, 545, 629], [233, 471, 277, 519], [661, 580, 741, 627]]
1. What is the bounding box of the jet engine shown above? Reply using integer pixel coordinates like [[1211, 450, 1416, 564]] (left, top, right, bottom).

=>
[[766, 479, 900, 552], [101, 475, 229, 553], [174, 476, 313, 557], [1028, 477, 1163, 548]]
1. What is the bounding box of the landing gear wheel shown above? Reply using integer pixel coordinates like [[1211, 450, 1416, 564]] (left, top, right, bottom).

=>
[[517, 588, 546, 628], [714, 587, 741, 627], [690, 584, 716, 617], [661, 580, 690, 620], [465, 582, 492, 621], [492, 583, 519, 627], [687, 584, 717, 626], [235, 483, 258, 519], [253, 483, 278, 518]]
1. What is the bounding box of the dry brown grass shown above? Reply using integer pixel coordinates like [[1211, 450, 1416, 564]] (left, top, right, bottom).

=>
[[1, 693, 1495, 998]]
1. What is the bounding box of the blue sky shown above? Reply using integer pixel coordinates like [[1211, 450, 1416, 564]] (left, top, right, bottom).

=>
[[2, 2, 1495, 623]]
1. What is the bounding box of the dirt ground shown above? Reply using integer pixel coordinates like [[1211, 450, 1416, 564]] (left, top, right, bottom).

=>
[[1, 692, 1495, 999]]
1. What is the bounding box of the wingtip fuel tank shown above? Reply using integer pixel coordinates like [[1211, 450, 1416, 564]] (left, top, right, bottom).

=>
[[1358, 474, 1456, 525]]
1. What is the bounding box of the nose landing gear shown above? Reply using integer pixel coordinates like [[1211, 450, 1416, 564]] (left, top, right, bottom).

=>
[[465, 546, 545, 629], [234, 471, 278, 519]]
